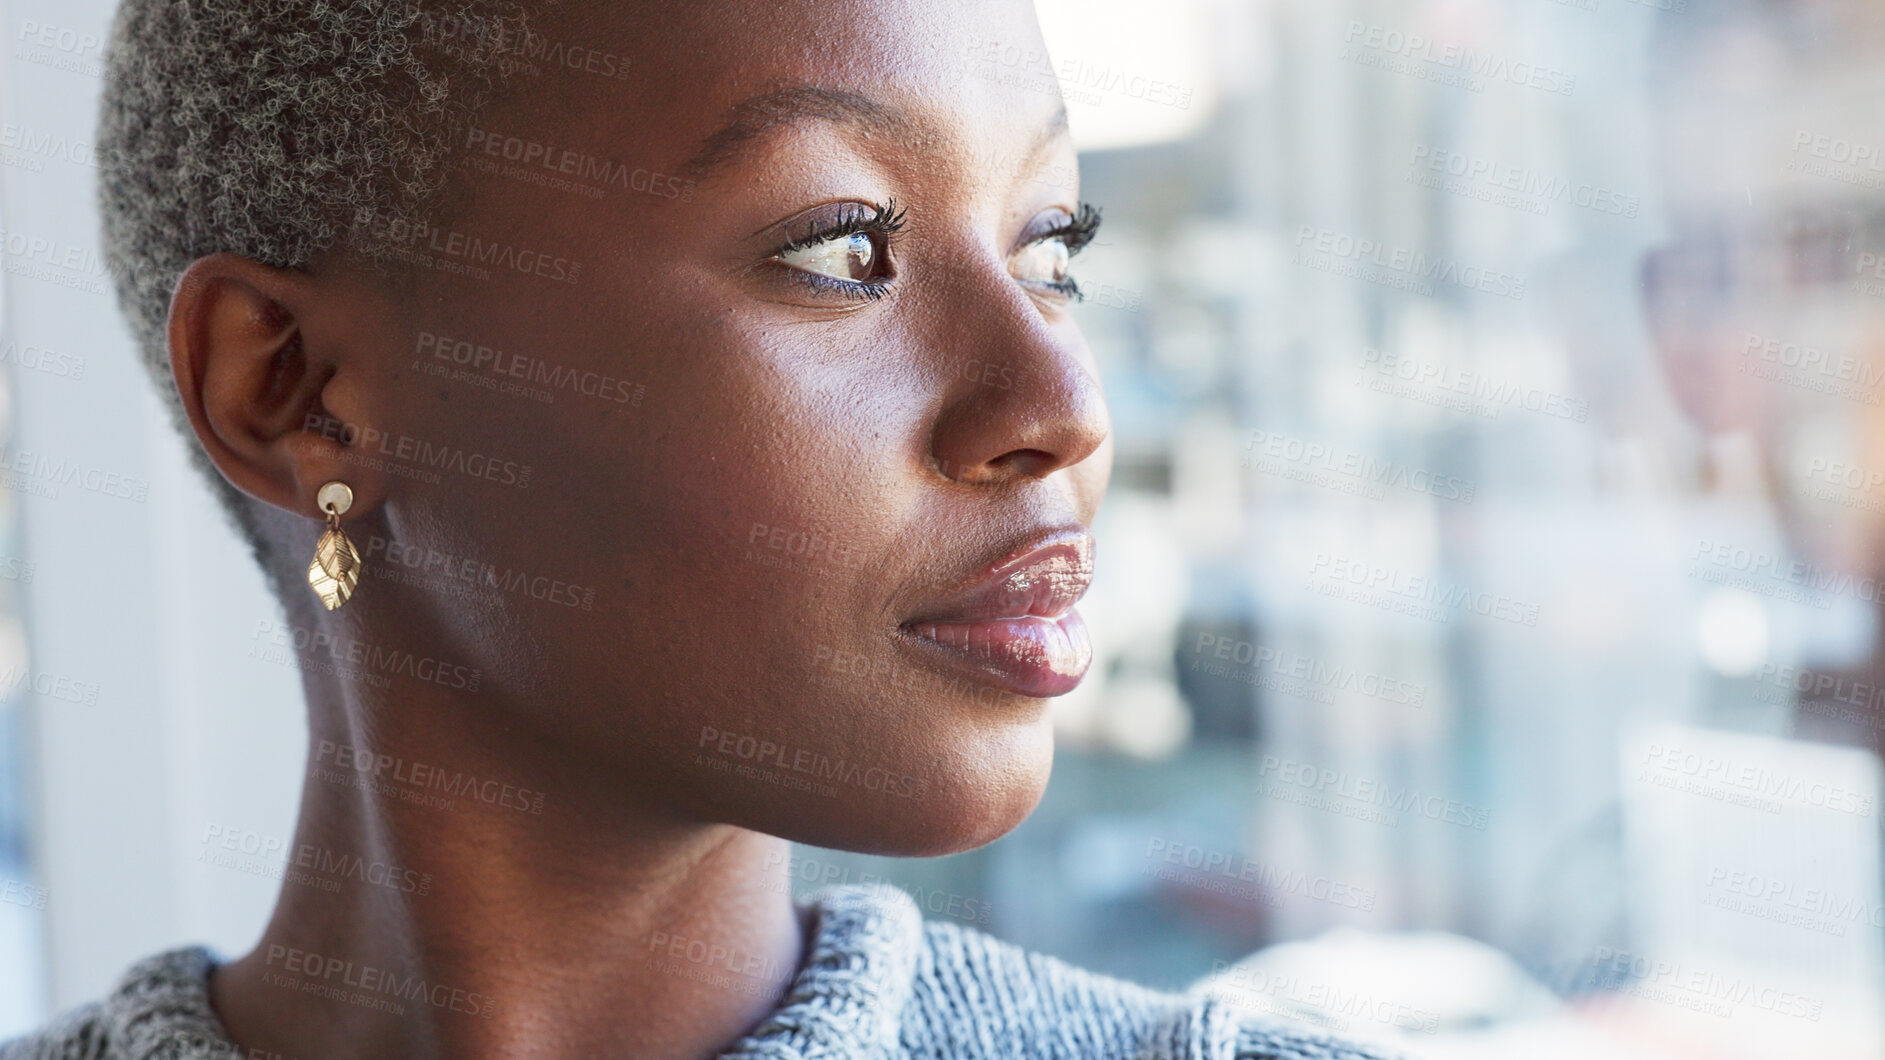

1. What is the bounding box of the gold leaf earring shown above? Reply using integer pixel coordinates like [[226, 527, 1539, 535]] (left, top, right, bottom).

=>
[[307, 481, 363, 611]]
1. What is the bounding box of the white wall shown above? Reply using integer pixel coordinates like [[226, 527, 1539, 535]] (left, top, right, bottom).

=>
[[1, 0, 305, 1026]]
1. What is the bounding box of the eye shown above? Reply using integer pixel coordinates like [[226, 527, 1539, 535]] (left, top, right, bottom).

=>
[[764, 199, 906, 301], [1010, 202, 1102, 298], [1011, 238, 1072, 286], [778, 231, 880, 282]]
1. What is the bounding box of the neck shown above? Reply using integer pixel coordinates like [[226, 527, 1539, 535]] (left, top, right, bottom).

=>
[[209, 666, 808, 1060]]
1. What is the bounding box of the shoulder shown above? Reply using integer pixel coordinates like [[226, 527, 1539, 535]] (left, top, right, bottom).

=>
[[0, 947, 231, 1060], [909, 917, 1416, 1060], [0, 1000, 110, 1060]]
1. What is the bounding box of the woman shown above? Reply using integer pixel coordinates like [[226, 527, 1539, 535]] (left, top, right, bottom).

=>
[[5, 0, 1407, 1057]]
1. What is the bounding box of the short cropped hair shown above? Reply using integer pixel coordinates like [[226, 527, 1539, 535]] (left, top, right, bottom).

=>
[[97, 0, 537, 593]]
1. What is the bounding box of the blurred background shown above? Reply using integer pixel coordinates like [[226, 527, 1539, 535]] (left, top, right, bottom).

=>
[[4, 0, 1885, 1056]]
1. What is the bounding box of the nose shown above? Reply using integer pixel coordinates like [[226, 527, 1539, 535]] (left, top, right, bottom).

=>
[[926, 270, 1110, 486]]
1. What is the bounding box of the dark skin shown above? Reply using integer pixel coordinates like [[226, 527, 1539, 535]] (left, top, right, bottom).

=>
[[164, 1, 1109, 1057]]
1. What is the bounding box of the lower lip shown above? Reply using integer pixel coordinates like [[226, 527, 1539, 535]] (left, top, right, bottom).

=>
[[900, 610, 1093, 699]]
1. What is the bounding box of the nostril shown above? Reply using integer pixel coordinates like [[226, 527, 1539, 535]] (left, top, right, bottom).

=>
[[935, 449, 1058, 484], [994, 449, 1059, 479]]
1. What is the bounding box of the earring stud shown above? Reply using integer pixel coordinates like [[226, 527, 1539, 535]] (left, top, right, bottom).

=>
[[307, 480, 362, 611]]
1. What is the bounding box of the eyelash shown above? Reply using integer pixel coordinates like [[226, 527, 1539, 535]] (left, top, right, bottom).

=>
[[1031, 202, 1103, 301], [772, 199, 908, 302], [771, 199, 1104, 303]]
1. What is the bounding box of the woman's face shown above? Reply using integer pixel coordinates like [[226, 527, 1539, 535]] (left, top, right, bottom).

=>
[[324, 0, 1110, 855]]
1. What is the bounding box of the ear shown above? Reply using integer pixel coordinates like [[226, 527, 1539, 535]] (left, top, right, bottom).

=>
[[166, 253, 389, 522]]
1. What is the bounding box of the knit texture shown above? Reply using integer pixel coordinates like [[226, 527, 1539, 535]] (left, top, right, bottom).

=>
[[0, 884, 1411, 1060]]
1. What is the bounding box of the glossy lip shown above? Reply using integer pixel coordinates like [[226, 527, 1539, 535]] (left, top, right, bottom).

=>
[[897, 529, 1096, 699]]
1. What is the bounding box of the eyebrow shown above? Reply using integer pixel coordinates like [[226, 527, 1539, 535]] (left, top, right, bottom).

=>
[[676, 82, 1071, 184]]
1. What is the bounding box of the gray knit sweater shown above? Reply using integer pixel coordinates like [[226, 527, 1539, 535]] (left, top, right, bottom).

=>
[[0, 884, 1411, 1060]]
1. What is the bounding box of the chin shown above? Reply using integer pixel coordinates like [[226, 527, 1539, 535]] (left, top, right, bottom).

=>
[[717, 703, 1057, 859]]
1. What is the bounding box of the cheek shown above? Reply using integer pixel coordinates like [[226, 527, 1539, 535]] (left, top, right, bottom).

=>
[[603, 336, 907, 584], [395, 269, 1066, 844], [1076, 427, 1115, 510], [504, 308, 925, 708]]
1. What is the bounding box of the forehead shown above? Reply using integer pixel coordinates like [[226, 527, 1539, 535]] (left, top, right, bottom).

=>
[[502, 0, 1070, 181]]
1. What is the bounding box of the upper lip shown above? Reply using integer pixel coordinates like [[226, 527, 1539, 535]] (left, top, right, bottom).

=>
[[903, 528, 1095, 624]]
